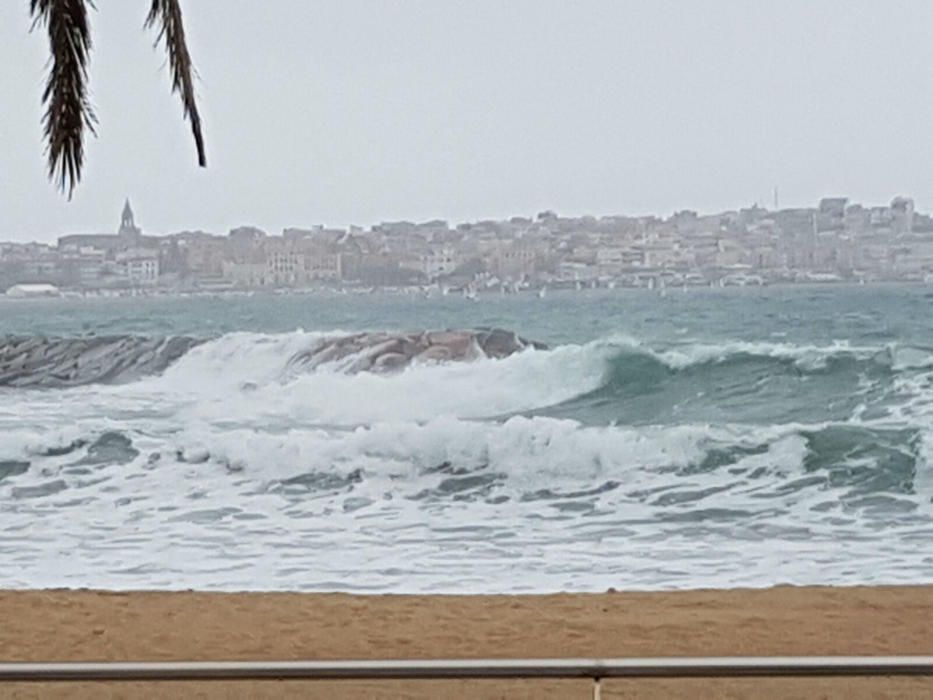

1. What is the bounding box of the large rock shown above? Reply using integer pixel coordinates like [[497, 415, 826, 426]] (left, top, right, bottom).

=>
[[0, 328, 547, 388], [0, 335, 203, 388], [287, 328, 545, 374]]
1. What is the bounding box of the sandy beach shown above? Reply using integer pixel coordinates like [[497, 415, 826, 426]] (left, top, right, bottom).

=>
[[0, 585, 931, 698]]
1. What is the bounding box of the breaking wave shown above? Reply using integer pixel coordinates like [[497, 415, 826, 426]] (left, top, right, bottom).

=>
[[2, 415, 925, 520], [0, 328, 541, 389], [2, 325, 933, 592], [4, 331, 931, 426]]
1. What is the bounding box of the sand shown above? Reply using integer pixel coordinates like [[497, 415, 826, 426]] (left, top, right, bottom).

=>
[[0, 585, 931, 698]]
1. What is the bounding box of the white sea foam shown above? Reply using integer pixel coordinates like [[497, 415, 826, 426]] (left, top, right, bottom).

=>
[[2, 329, 933, 593], [136, 331, 614, 424], [646, 338, 894, 371], [116, 331, 925, 428], [166, 416, 728, 484]]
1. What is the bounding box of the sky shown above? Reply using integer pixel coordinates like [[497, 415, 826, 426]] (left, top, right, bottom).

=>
[[1, 0, 932, 242]]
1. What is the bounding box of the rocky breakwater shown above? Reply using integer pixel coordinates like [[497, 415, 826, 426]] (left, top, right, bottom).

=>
[[0, 329, 545, 389], [0, 335, 203, 388], [286, 328, 547, 374]]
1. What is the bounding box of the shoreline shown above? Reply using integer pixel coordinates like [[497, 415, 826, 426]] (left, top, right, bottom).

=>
[[2, 584, 931, 698], [1, 278, 929, 303]]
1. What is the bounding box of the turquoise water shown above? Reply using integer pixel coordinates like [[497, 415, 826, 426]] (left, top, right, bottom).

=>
[[1, 285, 932, 591], [0, 285, 924, 346]]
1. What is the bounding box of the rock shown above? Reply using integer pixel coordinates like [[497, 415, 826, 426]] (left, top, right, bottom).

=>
[[417, 346, 452, 362], [372, 352, 409, 371], [0, 335, 204, 388], [286, 328, 546, 375], [1, 329, 547, 387], [476, 329, 522, 358], [424, 331, 479, 361]]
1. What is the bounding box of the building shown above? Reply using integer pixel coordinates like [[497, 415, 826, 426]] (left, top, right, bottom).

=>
[[6, 283, 60, 298], [10, 194, 933, 292], [117, 248, 160, 285], [419, 247, 459, 280], [891, 196, 915, 234], [58, 199, 144, 254], [117, 199, 142, 246], [817, 197, 848, 231]]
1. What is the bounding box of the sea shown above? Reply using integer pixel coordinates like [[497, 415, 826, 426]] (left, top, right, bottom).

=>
[[1, 285, 932, 593]]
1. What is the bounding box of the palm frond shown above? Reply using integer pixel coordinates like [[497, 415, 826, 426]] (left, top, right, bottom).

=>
[[30, 0, 97, 199], [146, 0, 207, 167]]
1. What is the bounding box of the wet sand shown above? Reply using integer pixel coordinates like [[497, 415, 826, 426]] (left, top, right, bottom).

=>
[[0, 585, 931, 698]]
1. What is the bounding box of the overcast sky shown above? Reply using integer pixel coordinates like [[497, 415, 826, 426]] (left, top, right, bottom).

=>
[[2, 1, 932, 241]]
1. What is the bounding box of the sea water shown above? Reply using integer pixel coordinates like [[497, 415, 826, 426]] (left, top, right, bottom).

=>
[[1, 285, 932, 592]]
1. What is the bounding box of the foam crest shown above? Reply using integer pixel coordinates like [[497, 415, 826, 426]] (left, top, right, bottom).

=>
[[170, 415, 797, 486], [155, 331, 335, 389], [52, 331, 933, 428], [649, 339, 892, 371], [202, 348, 604, 425]]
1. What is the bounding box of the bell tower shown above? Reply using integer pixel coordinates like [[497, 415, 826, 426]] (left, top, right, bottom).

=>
[[118, 198, 142, 245], [121, 199, 135, 231]]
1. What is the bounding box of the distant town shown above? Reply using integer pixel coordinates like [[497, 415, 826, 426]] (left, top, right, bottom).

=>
[[2, 196, 933, 297]]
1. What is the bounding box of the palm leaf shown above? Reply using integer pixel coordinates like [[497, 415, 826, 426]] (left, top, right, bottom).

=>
[[30, 0, 97, 198], [145, 0, 207, 167]]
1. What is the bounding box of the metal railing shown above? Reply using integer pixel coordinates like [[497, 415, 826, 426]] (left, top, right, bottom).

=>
[[2, 657, 933, 681]]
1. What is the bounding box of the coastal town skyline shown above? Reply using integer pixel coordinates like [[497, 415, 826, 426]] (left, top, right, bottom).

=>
[[3, 194, 933, 295], [0, 190, 924, 244]]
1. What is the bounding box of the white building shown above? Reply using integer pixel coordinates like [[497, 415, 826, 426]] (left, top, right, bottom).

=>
[[419, 247, 459, 280], [6, 283, 60, 298], [117, 249, 160, 285]]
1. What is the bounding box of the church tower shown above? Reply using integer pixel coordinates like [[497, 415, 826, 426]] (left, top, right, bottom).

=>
[[118, 198, 142, 246], [121, 199, 135, 230]]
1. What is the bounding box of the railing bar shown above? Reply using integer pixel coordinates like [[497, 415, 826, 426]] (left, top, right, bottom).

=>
[[1, 657, 933, 681]]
